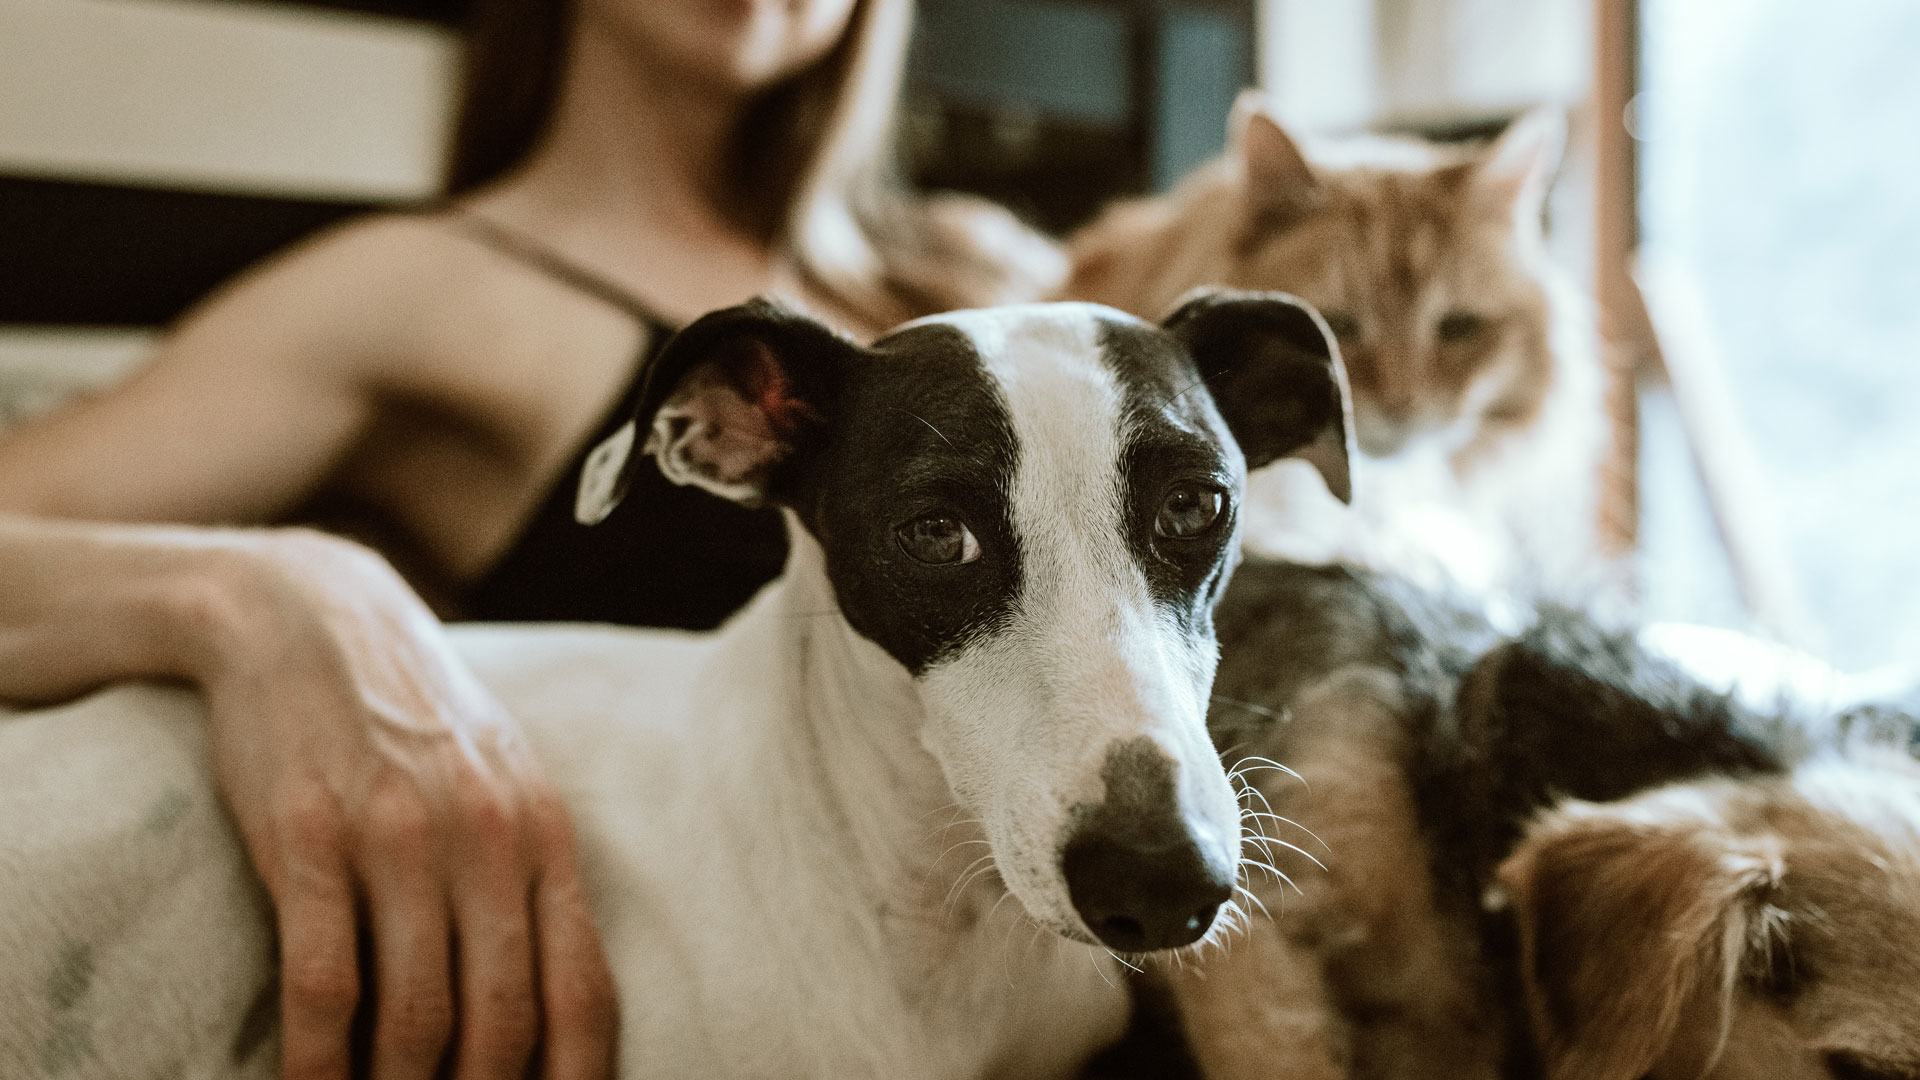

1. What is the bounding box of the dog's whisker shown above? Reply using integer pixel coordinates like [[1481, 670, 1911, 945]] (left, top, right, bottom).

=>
[[948, 860, 1000, 900], [932, 838, 992, 865], [1211, 694, 1291, 724], [939, 853, 998, 905], [919, 806, 981, 840], [1088, 948, 1119, 990], [930, 835, 990, 861], [941, 859, 1004, 918], [1241, 858, 1304, 897], [1226, 766, 1298, 803], [1233, 881, 1273, 922], [1238, 803, 1284, 832], [917, 801, 965, 825], [1236, 782, 1278, 821], [999, 917, 1022, 989], [1241, 832, 1280, 861], [1104, 948, 1144, 975], [927, 839, 991, 877], [983, 889, 1017, 934], [1279, 819, 1330, 852], [1237, 809, 1330, 851], [993, 899, 1043, 989], [924, 819, 985, 841], [1230, 755, 1308, 786], [1254, 835, 1330, 870]]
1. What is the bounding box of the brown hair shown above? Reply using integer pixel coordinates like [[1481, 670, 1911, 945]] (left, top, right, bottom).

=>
[[445, 0, 1061, 329]]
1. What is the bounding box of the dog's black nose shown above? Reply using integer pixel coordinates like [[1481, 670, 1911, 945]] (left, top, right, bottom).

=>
[[1063, 829, 1234, 952]]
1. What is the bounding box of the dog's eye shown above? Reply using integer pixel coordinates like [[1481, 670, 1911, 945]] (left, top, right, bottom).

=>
[[1155, 483, 1225, 540], [896, 514, 980, 565], [1436, 310, 1489, 342]]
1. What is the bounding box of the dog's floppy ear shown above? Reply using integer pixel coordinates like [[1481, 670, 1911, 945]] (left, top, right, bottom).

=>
[[1163, 289, 1354, 503], [575, 298, 854, 523], [1496, 798, 1785, 1080]]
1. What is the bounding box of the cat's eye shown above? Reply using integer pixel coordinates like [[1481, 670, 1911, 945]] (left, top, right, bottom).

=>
[[897, 513, 980, 565], [1155, 483, 1226, 540], [1320, 311, 1360, 339], [1436, 310, 1489, 342]]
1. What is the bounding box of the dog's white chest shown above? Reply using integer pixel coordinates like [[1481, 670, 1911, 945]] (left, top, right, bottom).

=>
[[463, 620, 1132, 1078], [591, 883, 1129, 1078]]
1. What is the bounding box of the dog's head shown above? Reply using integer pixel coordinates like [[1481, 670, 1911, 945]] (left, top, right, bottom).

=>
[[1498, 759, 1920, 1080], [579, 293, 1350, 952]]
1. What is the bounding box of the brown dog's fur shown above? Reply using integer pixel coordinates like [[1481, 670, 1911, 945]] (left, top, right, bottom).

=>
[[1179, 668, 1504, 1080], [1167, 560, 1920, 1080], [1504, 766, 1920, 1080], [1064, 97, 1608, 595], [1177, 664, 1514, 1080]]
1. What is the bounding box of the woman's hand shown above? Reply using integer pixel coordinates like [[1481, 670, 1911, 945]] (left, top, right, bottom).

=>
[[191, 530, 617, 1080]]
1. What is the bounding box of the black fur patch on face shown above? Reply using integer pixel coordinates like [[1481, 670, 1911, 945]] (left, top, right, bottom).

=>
[[790, 323, 1022, 676], [1097, 318, 1243, 636], [1069, 736, 1183, 835]]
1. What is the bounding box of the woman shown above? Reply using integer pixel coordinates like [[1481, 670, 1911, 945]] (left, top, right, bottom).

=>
[[0, 1, 1059, 1077]]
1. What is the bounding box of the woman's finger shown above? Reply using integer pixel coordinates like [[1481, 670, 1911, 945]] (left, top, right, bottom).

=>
[[273, 792, 361, 1080], [530, 799, 619, 1080], [448, 780, 539, 1080], [360, 786, 455, 1080]]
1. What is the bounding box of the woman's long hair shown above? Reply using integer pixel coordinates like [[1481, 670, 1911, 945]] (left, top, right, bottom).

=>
[[445, 0, 1061, 328]]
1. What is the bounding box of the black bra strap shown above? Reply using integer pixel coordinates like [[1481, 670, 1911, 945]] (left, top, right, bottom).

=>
[[446, 210, 661, 322]]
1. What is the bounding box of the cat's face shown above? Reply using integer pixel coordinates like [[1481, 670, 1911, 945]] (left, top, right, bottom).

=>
[[1222, 111, 1563, 459]]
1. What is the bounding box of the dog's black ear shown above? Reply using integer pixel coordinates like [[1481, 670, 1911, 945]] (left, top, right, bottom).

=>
[[575, 298, 855, 523], [1162, 290, 1354, 504]]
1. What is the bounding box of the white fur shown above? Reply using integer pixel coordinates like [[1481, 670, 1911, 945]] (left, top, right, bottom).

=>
[[576, 419, 637, 525]]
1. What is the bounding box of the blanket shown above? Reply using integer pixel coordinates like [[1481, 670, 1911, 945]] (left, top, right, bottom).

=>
[[0, 684, 276, 1079]]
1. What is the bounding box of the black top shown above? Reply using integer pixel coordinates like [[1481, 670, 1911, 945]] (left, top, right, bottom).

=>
[[452, 214, 788, 630]]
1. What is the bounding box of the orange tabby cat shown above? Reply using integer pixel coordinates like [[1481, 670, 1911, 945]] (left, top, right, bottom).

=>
[[1066, 94, 1608, 596]]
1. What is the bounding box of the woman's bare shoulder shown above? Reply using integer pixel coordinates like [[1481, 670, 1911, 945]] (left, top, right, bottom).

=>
[[164, 211, 505, 380]]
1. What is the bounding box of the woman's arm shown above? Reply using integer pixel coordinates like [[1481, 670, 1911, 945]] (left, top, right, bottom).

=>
[[0, 517, 617, 1080], [0, 220, 424, 525]]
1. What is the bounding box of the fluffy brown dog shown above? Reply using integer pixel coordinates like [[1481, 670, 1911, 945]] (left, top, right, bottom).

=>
[[1168, 559, 1920, 1080], [1503, 765, 1920, 1080]]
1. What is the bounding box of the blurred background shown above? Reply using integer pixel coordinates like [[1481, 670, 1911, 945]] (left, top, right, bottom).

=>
[[1, 0, 1914, 670]]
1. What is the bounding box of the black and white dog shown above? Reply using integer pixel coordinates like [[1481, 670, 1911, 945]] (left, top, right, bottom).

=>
[[0, 293, 1352, 1078]]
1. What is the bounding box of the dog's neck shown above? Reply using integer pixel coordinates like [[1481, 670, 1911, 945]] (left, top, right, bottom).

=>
[[743, 517, 1003, 924], [672, 517, 1122, 1073]]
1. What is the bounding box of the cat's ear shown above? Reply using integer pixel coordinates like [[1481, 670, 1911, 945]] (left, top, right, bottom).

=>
[[1230, 90, 1322, 226], [1474, 107, 1565, 227]]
